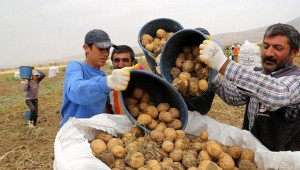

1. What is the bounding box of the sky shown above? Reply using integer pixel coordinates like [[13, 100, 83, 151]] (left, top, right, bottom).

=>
[[1, 0, 300, 69]]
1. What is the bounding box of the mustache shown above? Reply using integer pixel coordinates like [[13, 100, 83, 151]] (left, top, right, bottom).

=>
[[263, 56, 277, 63]]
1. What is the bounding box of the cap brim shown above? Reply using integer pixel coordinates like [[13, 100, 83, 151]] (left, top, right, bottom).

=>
[[94, 42, 118, 49]]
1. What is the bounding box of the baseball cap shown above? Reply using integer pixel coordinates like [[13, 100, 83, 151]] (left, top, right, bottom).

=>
[[32, 70, 40, 76], [84, 29, 117, 49]]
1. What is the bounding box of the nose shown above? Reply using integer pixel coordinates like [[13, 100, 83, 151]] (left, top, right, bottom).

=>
[[264, 46, 275, 56]]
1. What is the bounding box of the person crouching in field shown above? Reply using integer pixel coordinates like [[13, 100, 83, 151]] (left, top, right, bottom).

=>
[[21, 69, 46, 128]]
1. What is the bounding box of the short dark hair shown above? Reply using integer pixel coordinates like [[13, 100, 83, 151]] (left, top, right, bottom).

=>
[[264, 23, 300, 52], [111, 45, 135, 62]]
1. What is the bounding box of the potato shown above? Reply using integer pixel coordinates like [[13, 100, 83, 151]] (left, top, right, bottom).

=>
[[191, 141, 203, 152], [238, 160, 257, 170], [162, 140, 174, 153], [167, 119, 182, 130], [141, 34, 153, 42], [107, 138, 123, 150], [145, 43, 155, 52], [140, 92, 150, 103], [189, 77, 200, 96], [169, 107, 180, 119], [183, 46, 192, 54], [122, 132, 136, 143], [125, 97, 139, 106], [163, 128, 178, 141], [182, 154, 198, 169], [146, 159, 160, 168], [150, 129, 165, 144], [130, 126, 144, 137], [240, 148, 255, 162], [90, 139, 107, 154], [198, 150, 212, 161], [95, 150, 115, 168], [144, 105, 158, 119], [137, 114, 152, 126], [173, 78, 189, 96], [199, 79, 209, 92], [95, 131, 108, 140], [179, 71, 192, 80], [194, 63, 203, 72], [141, 39, 151, 47], [155, 122, 167, 131], [169, 148, 183, 162], [158, 111, 173, 123], [171, 67, 182, 78], [125, 151, 145, 169], [204, 140, 223, 159], [174, 138, 186, 150], [182, 60, 195, 73], [157, 103, 170, 112], [111, 145, 126, 158], [176, 130, 185, 139], [175, 53, 186, 68], [133, 87, 144, 99], [113, 159, 126, 169], [125, 141, 138, 153], [147, 119, 158, 130], [199, 130, 209, 141], [139, 102, 148, 111], [192, 46, 200, 57], [128, 105, 140, 117], [198, 160, 220, 170], [156, 29, 167, 39], [218, 152, 235, 170], [228, 145, 242, 159]]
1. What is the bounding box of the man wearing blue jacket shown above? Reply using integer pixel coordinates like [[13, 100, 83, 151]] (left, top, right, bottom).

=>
[[60, 29, 131, 127]]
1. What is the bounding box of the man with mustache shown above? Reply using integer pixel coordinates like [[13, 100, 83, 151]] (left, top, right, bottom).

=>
[[199, 23, 300, 151]]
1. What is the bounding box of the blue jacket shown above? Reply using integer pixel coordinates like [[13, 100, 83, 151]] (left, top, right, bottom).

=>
[[60, 61, 111, 127]]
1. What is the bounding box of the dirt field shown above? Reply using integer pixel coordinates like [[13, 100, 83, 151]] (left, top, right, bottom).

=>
[[0, 57, 299, 169]]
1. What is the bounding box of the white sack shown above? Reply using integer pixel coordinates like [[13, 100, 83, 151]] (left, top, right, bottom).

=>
[[54, 112, 300, 170], [238, 40, 261, 69], [49, 66, 59, 78], [14, 71, 20, 79]]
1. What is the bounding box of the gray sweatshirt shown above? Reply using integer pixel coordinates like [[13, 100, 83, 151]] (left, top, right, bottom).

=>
[[22, 70, 46, 99]]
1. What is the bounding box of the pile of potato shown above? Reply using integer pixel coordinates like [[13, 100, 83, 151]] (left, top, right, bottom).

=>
[[90, 127, 260, 170], [171, 45, 210, 97], [124, 87, 182, 131], [141, 28, 174, 57]]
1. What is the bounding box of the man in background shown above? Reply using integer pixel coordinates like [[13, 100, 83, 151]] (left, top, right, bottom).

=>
[[21, 69, 46, 128]]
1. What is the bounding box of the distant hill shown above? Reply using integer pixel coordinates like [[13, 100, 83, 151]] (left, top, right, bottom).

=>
[[213, 16, 300, 46]]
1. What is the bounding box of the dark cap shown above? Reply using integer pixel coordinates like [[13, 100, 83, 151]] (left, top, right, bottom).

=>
[[84, 29, 117, 49]]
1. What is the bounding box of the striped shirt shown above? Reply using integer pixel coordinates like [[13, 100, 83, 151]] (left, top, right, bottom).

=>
[[212, 61, 300, 129]]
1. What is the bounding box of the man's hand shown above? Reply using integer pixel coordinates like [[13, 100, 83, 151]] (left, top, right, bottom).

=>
[[107, 66, 136, 91], [199, 40, 227, 71]]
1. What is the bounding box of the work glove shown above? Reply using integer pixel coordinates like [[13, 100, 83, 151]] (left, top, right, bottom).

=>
[[199, 40, 227, 71], [106, 64, 139, 91]]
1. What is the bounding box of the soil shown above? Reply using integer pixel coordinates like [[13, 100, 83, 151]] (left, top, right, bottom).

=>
[[0, 57, 299, 169]]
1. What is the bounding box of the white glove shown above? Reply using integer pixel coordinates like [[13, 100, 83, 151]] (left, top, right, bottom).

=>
[[107, 67, 131, 91], [199, 40, 227, 71]]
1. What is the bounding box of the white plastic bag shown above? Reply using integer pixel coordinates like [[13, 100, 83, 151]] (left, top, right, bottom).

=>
[[238, 40, 261, 69], [54, 112, 300, 170]]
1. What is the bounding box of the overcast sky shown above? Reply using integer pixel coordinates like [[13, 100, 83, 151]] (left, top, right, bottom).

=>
[[1, 0, 299, 68]]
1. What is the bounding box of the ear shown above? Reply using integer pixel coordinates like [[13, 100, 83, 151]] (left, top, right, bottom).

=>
[[291, 48, 299, 60], [83, 44, 90, 52]]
